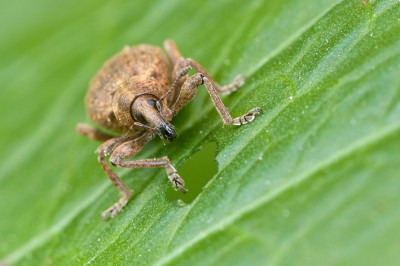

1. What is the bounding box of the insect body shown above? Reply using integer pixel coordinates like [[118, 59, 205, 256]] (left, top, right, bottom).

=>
[[77, 40, 261, 218]]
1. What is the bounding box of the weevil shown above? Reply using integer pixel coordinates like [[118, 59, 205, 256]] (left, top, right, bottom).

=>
[[77, 40, 261, 218]]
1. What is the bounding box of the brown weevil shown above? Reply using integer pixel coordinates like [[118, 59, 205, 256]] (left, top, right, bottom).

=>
[[77, 40, 261, 219]]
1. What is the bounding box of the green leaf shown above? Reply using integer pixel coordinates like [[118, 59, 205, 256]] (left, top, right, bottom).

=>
[[1, 0, 399, 265]]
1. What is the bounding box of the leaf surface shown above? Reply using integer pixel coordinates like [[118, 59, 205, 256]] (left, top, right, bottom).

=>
[[0, 0, 399, 265]]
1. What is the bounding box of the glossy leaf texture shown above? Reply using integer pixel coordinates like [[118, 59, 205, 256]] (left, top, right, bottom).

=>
[[0, 0, 399, 265]]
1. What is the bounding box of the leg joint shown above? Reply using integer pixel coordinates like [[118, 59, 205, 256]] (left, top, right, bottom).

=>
[[199, 73, 205, 84], [97, 151, 105, 163], [109, 154, 121, 167]]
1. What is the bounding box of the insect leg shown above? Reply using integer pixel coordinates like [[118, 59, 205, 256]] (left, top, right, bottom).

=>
[[76, 123, 114, 141], [186, 58, 245, 94], [170, 73, 261, 126], [164, 39, 182, 66], [109, 146, 187, 194], [165, 40, 245, 94], [158, 62, 191, 104], [96, 138, 139, 219], [164, 40, 261, 125], [202, 77, 262, 126]]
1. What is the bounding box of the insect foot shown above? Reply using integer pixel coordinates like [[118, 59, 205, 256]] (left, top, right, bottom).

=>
[[101, 190, 133, 219], [166, 164, 187, 193], [232, 107, 263, 126]]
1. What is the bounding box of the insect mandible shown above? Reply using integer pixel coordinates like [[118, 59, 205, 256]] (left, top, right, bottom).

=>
[[77, 40, 262, 219]]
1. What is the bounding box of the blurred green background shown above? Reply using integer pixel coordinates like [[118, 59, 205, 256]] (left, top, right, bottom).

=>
[[1, 0, 400, 265]]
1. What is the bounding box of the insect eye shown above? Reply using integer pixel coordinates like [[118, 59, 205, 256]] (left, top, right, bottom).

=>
[[147, 99, 157, 109], [134, 110, 146, 123]]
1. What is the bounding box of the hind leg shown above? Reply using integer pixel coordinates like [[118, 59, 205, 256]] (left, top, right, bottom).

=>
[[98, 134, 186, 219]]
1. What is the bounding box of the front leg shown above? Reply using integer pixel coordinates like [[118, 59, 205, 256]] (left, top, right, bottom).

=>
[[163, 40, 261, 125], [110, 151, 187, 194], [101, 140, 187, 219], [164, 39, 245, 94], [187, 58, 245, 94], [170, 73, 262, 126], [97, 138, 135, 219]]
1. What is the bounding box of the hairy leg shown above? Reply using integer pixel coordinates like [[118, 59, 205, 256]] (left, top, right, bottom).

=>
[[168, 72, 261, 126], [186, 58, 245, 94], [164, 39, 182, 66], [99, 134, 186, 219], [97, 139, 136, 219], [164, 39, 245, 94], [109, 147, 187, 194], [163, 40, 260, 124], [114, 156, 184, 193], [76, 123, 114, 141]]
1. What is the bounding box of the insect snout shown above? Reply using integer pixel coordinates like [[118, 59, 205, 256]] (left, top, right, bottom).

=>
[[158, 121, 176, 142], [131, 95, 177, 141]]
